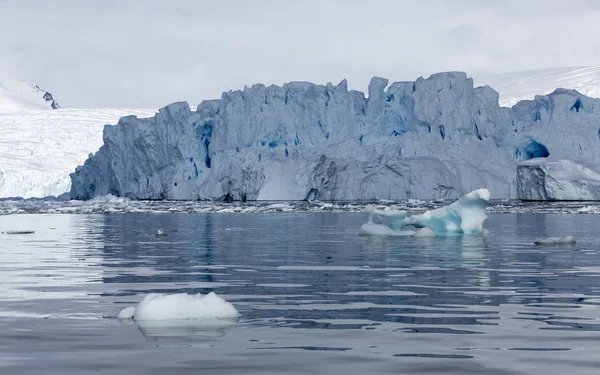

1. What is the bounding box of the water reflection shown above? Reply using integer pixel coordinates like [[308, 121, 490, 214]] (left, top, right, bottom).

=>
[[2, 213, 600, 374], [135, 318, 236, 339]]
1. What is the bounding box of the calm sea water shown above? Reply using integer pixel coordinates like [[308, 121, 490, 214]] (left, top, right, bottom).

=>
[[1, 212, 600, 374]]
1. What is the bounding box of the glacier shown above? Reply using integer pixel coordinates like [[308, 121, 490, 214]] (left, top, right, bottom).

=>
[[69, 71, 600, 201], [0, 108, 156, 198], [0, 78, 156, 198], [359, 189, 489, 236], [518, 159, 600, 201]]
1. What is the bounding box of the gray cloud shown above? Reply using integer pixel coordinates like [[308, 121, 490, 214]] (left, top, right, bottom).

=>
[[1, 0, 599, 108]]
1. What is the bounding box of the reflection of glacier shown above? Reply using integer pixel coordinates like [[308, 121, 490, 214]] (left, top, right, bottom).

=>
[[360, 189, 489, 236], [71, 72, 600, 201]]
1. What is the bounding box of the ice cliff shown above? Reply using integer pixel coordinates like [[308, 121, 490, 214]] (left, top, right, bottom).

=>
[[518, 159, 600, 201], [70, 72, 600, 201]]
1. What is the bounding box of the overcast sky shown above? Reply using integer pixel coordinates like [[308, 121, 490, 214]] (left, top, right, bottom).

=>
[[1, 0, 599, 108]]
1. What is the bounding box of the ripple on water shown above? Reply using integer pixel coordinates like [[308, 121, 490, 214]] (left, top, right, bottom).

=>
[[1, 212, 600, 374]]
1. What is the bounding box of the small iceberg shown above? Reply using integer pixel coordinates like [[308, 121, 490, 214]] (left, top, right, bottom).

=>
[[118, 292, 240, 338], [359, 189, 490, 236], [118, 292, 240, 321], [3, 230, 35, 235], [534, 236, 576, 246]]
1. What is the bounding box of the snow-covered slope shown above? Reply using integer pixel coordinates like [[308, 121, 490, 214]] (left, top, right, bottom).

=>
[[517, 159, 600, 201], [69, 72, 600, 201], [475, 66, 600, 107], [0, 79, 60, 113], [0, 108, 156, 198]]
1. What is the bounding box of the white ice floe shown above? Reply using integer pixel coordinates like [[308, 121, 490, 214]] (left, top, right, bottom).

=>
[[359, 188, 490, 236], [117, 306, 136, 320], [119, 292, 240, 321], [534, 236, 576, 245]]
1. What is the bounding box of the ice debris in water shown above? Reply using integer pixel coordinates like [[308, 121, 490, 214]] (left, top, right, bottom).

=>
[[359, 188, 490, 236], [3, 230, 35, 235], [534, 236, 576, 245], [118, 292, 240, 321], [155, 228, 167, 237]]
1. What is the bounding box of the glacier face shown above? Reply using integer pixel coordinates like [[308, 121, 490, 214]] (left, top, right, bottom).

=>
[[517, 159, 600, 201], [70, 72, 600, 201]]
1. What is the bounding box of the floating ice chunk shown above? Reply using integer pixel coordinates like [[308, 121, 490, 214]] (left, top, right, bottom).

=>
[[117, 306, 136, 320], [360, 189, 490, 236], [359, 222, 414, 236], [119, 292, 240, 322], [534, 236, 576, 245], [155, 228, 167, 237], [3, 230, 35, 235], [578, 206, 595, 213], [414, 227, 437, 237]]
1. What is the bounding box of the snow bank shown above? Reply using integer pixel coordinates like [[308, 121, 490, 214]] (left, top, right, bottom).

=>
[[119, 292, 240, 322], [534, 236, 576, 245], [518, 159, 600, 201], [360, 188, 489, 236]]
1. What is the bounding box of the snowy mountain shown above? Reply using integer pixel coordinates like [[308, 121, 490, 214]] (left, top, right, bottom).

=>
[[0, 108, 156, 198], [0, 79, 60, 113], [69, 72, 600, 201], [475, 66, 600, 107]]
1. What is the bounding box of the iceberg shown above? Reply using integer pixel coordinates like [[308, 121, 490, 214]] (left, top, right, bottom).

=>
[[534, 236, 576, 245], [69, 72, 600, 201], [359, 188, 490, 236], [118, 292, 240, 321], [517, 159, 600, 201]]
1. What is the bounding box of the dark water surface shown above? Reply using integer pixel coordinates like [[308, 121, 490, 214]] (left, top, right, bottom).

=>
[[1, 213, 600, 374]]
